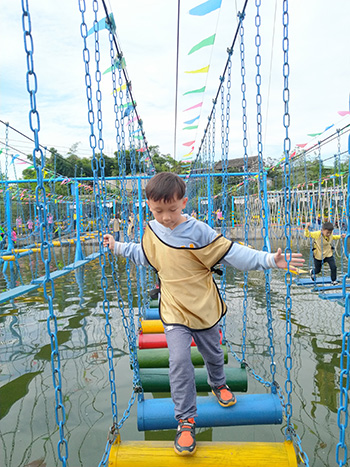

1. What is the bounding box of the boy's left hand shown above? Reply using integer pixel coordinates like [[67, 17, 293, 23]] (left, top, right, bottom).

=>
[[274, 248, 305, 270]]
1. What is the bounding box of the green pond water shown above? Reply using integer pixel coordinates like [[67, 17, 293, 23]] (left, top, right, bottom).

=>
[[0, 241, 348, 467]]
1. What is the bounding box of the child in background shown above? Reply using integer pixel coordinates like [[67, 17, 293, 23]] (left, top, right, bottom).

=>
[[103, 172, 305, 456], [305, 221, 345, 285]]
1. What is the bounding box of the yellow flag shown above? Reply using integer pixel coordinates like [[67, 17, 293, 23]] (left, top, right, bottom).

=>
[[185, 65, 210, 74]]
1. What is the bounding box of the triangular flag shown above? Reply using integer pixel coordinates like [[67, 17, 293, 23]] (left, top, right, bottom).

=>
[[87, 14, 115, 36], [338, 111, 350, 116], [184, 102, 203, 112], [183, 86, 206, 95], [10, 154, 20, 165], [103, 57, 126, 75], [185, 65, 210, 74], [183, 141, 195, 146], [184, 116, 200, 125], [189, 0, 222, 16], [183, 125, 198, 130], [324, 124, 334, 132], [112, 83, 127, 95], [296, 143, 307, 148], [188, 34, 216, 54], [307, 132, 322, 137]]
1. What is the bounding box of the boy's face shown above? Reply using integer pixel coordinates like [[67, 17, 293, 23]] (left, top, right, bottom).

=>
[[147, 197, 188, 230], [322, 229, 332, 238]]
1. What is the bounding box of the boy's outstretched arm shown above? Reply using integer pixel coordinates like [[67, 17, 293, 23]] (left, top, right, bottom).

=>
[[274, 248, 305, 270]]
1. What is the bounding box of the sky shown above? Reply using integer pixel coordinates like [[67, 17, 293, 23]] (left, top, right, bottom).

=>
[[1, 0, 350, 180]]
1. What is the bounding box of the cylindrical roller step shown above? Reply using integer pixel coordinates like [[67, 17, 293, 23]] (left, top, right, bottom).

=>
[[140, 366, 247, 392], [137, 345, 228, 368], [138, 330, 223, 349], [140, 320, 164, 334], [137, 393, 283, 431]]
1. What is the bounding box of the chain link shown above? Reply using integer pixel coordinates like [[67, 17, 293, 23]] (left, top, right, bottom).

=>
[[21, 1, 68, 464]]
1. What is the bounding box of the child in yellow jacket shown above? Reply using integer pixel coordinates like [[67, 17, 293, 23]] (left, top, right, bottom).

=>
[[305, 221, 345, 285]]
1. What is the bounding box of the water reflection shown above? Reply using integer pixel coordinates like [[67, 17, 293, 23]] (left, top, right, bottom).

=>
[[0, 244, 348, 466]]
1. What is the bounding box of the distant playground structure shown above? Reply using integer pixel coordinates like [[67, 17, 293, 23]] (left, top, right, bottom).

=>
[[1, 1, 350, 467]]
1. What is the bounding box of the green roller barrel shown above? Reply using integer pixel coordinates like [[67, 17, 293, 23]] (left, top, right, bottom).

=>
[[137, 345, 228, 368], [149, 299, 159, 308], [140, 366, 248, 393]]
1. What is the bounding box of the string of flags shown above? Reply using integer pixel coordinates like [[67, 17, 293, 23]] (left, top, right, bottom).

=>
[[180, 0, 223, 167]]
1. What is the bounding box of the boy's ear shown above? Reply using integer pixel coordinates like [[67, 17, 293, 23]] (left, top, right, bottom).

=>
[[182, 197, 188, 209]]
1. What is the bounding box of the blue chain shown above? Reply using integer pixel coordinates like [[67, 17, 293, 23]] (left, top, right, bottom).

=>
[[282, 2, 309, 463], [21, 1, 68, 464], [255, 0, 275, 388], [239, 13, 249, 362], [336, 133, 350, 466], [78, 4, 119, 465], [106, 0, 142, 411]]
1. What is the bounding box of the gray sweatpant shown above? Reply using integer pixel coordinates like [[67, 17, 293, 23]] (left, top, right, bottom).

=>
[[164, 323, 226, 421]]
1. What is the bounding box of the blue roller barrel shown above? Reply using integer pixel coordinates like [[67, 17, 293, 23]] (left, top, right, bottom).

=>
[[144, 307, 160, 320], [137, 393, 282, 431]]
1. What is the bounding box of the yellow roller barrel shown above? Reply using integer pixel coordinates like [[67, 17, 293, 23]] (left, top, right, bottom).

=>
[[141, 319, 164, 334], [108, 440, 297, 467], [1, 255, 15, 261]]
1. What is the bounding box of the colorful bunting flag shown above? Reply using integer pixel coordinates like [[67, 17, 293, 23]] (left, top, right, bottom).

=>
[[184, 102, 203, 112], [87, 14, 115, 36], [189, 0, 222, 16], [183, 140, 195, 146], [112, 83, 127, 95], [184, 116, 200, 124], [10, 154, 19, 165], [183, 86, 206, 95], [185, 65, 210, 74], [183, 125, 198, 130], [188, 34, 216, 55], [338, 111, 350, 116], [103, 56, 126, 75]]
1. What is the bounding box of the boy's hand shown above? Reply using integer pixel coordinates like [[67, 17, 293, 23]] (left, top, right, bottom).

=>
[[274, 248, 305, 270], [342, 233, 346, 238], [305, 222, 310, 229], [103, 233, 115, 252]]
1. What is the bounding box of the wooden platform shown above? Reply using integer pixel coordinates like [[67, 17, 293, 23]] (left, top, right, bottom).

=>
[[108, 440, 298, 466]]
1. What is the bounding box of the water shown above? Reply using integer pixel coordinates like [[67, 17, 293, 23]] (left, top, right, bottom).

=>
[[0, 242, 348, 467]]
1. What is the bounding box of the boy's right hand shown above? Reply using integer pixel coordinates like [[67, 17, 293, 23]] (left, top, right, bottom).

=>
[[103, 233, 115, 252], [305, 222, 310, 228]]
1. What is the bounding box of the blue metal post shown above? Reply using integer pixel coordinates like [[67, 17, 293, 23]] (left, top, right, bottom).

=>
[[138, 177, 144, 239], [74, 181, 84, 262], [207, 174, 213, 227], [231, 196, 235, 228], [2, 182, 14, 273], [262, 172, 271, 252]]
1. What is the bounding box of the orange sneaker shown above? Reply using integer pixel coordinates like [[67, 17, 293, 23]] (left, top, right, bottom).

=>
[[174, 418, 196, 456], [212, 384, 237, 407]]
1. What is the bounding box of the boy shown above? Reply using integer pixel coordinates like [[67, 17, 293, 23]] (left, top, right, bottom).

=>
[[103, 172, 304, 456], [305, 221, 345, 285]]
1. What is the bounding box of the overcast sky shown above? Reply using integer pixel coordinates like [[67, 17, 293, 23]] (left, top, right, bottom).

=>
[[1, 0, 349, 179]]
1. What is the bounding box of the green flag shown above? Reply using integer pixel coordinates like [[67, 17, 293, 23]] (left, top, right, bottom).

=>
[[183, 86, 206, 96], [188, 34, 216, 55]]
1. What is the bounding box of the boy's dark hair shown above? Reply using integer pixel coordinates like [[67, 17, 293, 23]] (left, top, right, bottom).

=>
[[146, 172, 186, 202], [322, 221, 334, 231]]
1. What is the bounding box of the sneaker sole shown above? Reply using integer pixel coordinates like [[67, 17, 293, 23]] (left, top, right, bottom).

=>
[[174, 445, 197, 456], [212, 389, 237, 407]]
